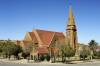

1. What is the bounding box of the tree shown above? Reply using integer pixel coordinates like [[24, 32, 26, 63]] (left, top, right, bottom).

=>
[[0, 42, 3, 53], [3, 40, 14, 59], [60, 44, 75, 62], [0, 42, 7, 58], [88, 40, 98, 51], [94, 50, 100, 59], [13, 45, 22, 60], [88, 40, 98, 59], [0, 39, 22, 60], [22, 41, 35, 60], [0, 44, 2, 56], [50, 39, 58, 63], [28, 42, 34, 60], [80, 46, 91, 60], [22, 48, 30, 59]]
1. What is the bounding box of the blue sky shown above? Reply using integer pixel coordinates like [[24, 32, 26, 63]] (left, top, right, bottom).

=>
[[0, 0, 100, 44]]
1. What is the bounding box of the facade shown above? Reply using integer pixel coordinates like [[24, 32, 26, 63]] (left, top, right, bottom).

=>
[[17, 29, 65, 60]]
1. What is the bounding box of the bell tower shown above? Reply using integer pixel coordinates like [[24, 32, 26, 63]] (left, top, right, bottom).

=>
[[66, 5, 78, 50]]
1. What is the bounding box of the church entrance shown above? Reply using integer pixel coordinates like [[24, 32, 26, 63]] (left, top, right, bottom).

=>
[[38, 54, 50, 62]]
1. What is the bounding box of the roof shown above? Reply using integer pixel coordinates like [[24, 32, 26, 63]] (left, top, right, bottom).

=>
[[34, 29, 65, 47], [17, 29, 65, 54], [35, 29, 54, 47], [28, 32, 38, 43], [55, 32, 65, 44]]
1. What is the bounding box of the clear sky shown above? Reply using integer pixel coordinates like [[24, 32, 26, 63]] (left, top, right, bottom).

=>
[[0, 0, 100, 44]]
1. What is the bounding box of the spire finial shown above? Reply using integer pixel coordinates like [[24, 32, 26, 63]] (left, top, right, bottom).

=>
[[67, 5, 75, 26]]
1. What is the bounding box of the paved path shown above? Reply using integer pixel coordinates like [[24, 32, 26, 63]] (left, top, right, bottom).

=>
[[0, 63, 100, 66], [0, 59, 100, 66]]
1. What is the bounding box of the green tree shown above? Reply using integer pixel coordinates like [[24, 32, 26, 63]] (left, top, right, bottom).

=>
[[0, 42, 3, 53], [13, 45, 22, 60], [28, 42, 34, 60], [3, 40, 14, 59], [88, 40, 98, 59], [0, 39, 22, 60], [88, 40, 98, 51], [80, 46, 91, 60], [22, 41, 35, 60], [50, 39, 58, 63], [60, 44, 75, 62], [94, 50, 100, 59]]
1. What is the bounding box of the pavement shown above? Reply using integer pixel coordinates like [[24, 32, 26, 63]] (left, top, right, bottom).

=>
[[0, 59, 100, 65], [0, 63, 100, 66]]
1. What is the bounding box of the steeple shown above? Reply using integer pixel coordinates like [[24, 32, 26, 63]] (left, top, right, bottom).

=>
[[66, 5, 78, 50], [67, 5, 75, 26]]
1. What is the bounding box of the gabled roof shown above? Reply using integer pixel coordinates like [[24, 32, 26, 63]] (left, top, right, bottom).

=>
[[32, 29, 65, 47], [55, 32, 65, 45], [35, 29, 54, 46], [19, 29, 65, 54], [28, 32, 38, 43]]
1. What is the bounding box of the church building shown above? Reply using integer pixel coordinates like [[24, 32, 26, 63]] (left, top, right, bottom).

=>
[[16, 5, 78, 61]]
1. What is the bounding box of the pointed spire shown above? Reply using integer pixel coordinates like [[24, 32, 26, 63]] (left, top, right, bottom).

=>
[[66, 4, 78, 50], [67, 5, 75, 26]]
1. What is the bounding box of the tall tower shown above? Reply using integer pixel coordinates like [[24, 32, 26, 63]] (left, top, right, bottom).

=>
[[66, 5, 78, 50]]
